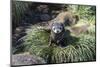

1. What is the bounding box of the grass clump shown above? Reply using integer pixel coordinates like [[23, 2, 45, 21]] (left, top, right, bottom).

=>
[[20, 25, 96, 63]]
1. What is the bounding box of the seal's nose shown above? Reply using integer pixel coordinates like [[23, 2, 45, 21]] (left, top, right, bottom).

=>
[[57, 30, 59, 33]]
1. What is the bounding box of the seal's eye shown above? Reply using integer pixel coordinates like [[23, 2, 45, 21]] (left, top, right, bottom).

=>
[[59, 27, 62, 30]]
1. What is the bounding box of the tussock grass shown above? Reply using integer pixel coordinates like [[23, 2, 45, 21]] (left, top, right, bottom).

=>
[[20, 25, 96, 63]]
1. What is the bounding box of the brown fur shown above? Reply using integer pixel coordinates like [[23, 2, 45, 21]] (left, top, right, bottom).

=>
[[49, 11, 79, 27], [69, 24, 89, 35]]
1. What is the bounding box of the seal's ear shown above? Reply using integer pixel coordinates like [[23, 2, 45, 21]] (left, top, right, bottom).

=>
[[60, 23, 65, 27], [60, 23, 65, 31], [48, 22, 54, 30]]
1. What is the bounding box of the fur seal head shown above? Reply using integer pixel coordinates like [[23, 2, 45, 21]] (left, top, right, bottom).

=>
[[51, 23, 65, 34]]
